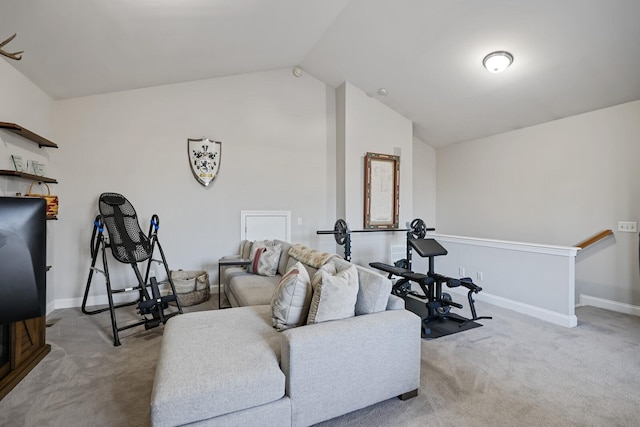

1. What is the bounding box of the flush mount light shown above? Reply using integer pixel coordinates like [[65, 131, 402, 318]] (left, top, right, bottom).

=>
[[482, 51, 513, 73]]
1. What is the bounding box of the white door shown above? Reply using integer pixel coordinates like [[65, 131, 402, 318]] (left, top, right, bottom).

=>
[[241, 211, 291, 242]]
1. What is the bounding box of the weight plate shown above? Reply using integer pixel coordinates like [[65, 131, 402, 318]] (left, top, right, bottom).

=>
[[410, 218, 427, 239], [334, 219, 348, 245], [435, 292, 452, 315]]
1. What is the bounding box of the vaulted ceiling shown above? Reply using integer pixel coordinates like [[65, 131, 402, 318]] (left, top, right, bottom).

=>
[[2, 0, 639, 147]]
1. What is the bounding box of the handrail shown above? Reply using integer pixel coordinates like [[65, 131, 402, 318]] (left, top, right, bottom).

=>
[[575, 229, 614, 250]]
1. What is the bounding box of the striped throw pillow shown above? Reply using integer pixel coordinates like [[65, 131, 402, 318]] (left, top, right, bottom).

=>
[[248, 242, 282, 277]]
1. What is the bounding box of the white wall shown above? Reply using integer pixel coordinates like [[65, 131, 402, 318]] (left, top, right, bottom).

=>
[[413, 137, 436, 228], [336, 82, 414, 265], [436, 100, 640, 307], [0, 58, 54, 196], [51, 69, 335, 306]]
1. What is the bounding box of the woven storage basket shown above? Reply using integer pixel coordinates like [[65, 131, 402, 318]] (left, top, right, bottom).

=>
[[26, 181, 59, 217], [171, 270, 210, 306]]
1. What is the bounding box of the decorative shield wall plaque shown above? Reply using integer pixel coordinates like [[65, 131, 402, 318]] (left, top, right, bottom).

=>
[[188, 137, 221, 186]]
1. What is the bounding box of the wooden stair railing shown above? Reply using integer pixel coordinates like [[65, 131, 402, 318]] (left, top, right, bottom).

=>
[[575, 229, 614, 250]]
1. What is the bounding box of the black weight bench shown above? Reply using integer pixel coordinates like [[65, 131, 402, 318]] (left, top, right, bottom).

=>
[[370, 237, 491, 338]]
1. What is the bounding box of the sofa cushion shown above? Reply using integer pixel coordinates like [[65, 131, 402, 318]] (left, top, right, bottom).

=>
[[150, 306, 285, 427], [307, 263, 359, 324], [249, 241, 282, 277], [228, 273, 281, 306], [221, 266, 249, 288], [333, 257, 392, 315], [271, 261, 312, 331]]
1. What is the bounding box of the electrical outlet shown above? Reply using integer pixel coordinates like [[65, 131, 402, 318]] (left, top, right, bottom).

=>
[[459, 267, 465, 276], [618, 221, 637, 232], [477, 272, 484, 280]]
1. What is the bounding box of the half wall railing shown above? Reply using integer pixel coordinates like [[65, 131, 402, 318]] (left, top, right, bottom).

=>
[[575, 229, 614, 250], [419, 234, 580, 327]]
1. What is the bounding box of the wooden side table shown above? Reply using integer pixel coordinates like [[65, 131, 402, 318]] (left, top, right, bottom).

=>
[[218, 258, 251, 308]]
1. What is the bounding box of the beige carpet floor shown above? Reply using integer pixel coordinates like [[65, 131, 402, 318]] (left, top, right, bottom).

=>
[[1, 293, 639, 427]]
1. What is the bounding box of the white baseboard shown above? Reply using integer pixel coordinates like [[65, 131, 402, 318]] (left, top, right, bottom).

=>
[[578, 294, 640, 317], [51, 293, 139, 313], [47, 285, 220, 315], [446, 287, 578, 328], [46, 301, 56, 316]]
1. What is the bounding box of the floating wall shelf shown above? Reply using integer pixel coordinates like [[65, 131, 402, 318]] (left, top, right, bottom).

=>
[[0, 170, 58, 183], [0, 122, 58, 148]]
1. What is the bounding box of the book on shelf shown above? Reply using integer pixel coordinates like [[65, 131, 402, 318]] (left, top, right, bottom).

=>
[[23, 160, 45, 176], [10, 154, 25, 172], [32, 161, 45, 176]]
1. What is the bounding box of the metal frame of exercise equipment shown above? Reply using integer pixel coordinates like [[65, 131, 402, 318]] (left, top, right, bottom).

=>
[[369, 225, 492, 338], [81, 193, 182, 346], [316, 218, 430, 261]]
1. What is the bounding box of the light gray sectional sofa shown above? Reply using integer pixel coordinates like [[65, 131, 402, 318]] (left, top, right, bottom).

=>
[[150, 240, 421, 427]]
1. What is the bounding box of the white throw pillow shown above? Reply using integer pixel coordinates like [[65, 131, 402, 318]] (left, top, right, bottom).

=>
[[271, 261, 312, 331], [307, 264, 359, 324]]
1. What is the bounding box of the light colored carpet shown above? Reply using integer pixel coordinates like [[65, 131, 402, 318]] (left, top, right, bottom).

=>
[[1, 293, 639, 427]]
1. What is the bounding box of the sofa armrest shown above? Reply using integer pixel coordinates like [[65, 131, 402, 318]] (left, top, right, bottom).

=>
[[387, 294, 405, 310], [219, 255, 249, 286], [280, 309, 421, 426]]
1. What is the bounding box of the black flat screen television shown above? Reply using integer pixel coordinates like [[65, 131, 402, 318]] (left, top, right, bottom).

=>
[[0, 197, 47, 324]]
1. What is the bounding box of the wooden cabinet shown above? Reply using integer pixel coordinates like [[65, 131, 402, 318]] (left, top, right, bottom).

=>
[[0, 318, 51, 400]]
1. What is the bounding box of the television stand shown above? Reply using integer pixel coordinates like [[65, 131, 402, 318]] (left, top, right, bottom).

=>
[[0, 316, 51, 400]]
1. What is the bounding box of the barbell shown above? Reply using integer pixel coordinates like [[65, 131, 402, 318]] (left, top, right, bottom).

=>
[[317, 218, 432, 246]]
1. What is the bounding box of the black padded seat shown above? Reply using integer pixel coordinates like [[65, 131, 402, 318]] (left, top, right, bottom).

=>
[[408, 238, 448, 258], [368, 262, 433, 284], [99, 192, 152, 264], [368, 262, 412, 277], [403, 272, 432, 283]]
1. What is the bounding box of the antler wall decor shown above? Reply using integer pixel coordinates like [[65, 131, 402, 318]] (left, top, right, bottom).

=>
[[0, 33, 24, 61]]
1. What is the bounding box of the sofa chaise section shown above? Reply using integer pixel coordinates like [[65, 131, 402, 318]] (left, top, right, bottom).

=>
[[150, 306, 290, 427]]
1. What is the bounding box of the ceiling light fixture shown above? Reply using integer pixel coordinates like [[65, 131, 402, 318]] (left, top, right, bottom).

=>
[[482, 51, 513, 73], [377, 88, 388, 96], [292, 66, 303, 77]]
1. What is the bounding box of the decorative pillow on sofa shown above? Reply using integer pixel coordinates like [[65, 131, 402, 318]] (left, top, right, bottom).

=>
[[307, 262, 359, 324], [271, 261, 312, 331], [331, 257, 392, 315], [239, 240, 253, 260], [248, 240, 282, 277]]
